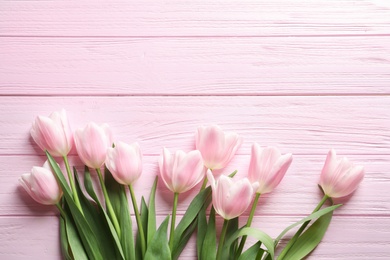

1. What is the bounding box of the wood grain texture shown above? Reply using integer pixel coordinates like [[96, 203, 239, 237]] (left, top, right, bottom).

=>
[[0, 96, 388, 156], [1, 37, 390, 95], [1, 0, 389, 259], [1, 0, 390, 37]]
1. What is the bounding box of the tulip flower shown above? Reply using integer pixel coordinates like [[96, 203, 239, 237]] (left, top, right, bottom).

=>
[[75, 122, 121, 238], [196, 125, 243, 170], [278, 149, 364, 259], [159, 148, 205, 250], [248, 144, 293, 195], [74, 122, 113, 169], [207, 171, 256, 220], [106, 141, 146, 255], [106, 141, 142, 185], [237, 144, 292, 256], [19, 161, 62, 205], [319, 149, 364, 198], [208, 171, 257, 260], [30, 109, 73, 157], [159, 148, 205, 194]]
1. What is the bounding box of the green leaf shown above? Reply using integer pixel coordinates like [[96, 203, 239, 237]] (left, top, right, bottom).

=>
[[196, 206, 207, 258], [104, 167, 135, 260], [273, 204, 341, 247], [83, 167, 100, 203], [224, 227, 275, 260], [75, 168, 123, 260], [63, 200, 88, 260], [200, 207, 216, 260], [238, 241, 264, 260], [59, 215, 73, 260], [120, 197, 136, 260], [145, 216, 171, 260], [223, 217, 239, 260], [46, 152, 103, 260], [172, 186, 212, 259], [147, 177, 158, 245], [173, 217, 198, 260], [136, 197, 149, 260], [282, 211, 334, 260]]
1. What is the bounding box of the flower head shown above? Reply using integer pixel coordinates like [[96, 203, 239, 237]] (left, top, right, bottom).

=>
[[208, 171, 257, 220], [319, 149, 364, 198], [30, 109, 73, 157], [19, 161, 62, 205], [196, 125, 242, 170], [248, 144, 292, 194], [74, 122, 113, 169], [106, 141, 143, 185], [159, 148, 205, 193]]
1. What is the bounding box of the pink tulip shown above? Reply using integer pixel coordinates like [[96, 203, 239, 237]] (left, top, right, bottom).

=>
[[158, 148, 205, 193], [74, 122, 113, 169], [196, 125, 243, 170], [319, 149, 364, 198], [30, 109, 73, 157], [208, 171, 257, 220], [19, 161, 62, 205], [106, 141, 143, 185], [248, 144, 293, 194]]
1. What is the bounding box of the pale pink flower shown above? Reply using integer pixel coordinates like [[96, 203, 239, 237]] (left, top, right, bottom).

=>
[[196, 125, 243, 170], [208, 171, 257, 220], [248, 144, 292, 194], [319, 149, 364, 198], [30, 109, 73, 157], [159, 148, 205, 193], [106, 141, 143, 185], [74, 122, 113, 169], [19, 161, 62, 205]]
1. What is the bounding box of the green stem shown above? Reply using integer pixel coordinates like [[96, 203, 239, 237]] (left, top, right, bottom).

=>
[[169, 192, 179, 251], [216, 219, 229, 260], [56, 203, 66, 219], [236, 193, 261, 257], [278, 194, 329, 260], [63, 156, 83, 215], [96, 168, 121, 238], [200, 176, 208, 191], [129, 184, 146, 257]]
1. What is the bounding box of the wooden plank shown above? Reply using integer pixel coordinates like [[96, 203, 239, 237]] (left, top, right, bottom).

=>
[[0, 96, 388, 156], [4, 153, 388, 216], [1, 37, 390, 95], [1, 216, 389, 259], [1, 0, 390, 37]]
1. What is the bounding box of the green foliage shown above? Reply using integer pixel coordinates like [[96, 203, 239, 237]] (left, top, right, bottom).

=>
[[144, 216, 171, 260]]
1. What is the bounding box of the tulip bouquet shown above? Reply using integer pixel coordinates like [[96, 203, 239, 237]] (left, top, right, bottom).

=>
[[20, 110, 364, 260]]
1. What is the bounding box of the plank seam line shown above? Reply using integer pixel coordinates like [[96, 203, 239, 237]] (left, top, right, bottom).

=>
[[1, 93, 390, 97], [1, 34, 390, 38]]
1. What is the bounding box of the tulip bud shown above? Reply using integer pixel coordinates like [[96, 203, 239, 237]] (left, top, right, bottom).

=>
[[319, 149, 364, 198], [106, 141, 143, 185], [248, 144, 292, 194], [30, 109, 73, 157], [19, 161, 62, 205], [208, 171, 257, 220], [196, 125, 243, 170], [158, 148, 205, 193], [74, 122, 113, 169]]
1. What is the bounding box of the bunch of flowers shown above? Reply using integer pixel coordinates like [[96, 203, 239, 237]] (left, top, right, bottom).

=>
[[20, 110, 364, 260]]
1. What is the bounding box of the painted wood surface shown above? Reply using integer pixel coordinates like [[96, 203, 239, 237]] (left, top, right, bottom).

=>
[[1, 0, 390, 259]]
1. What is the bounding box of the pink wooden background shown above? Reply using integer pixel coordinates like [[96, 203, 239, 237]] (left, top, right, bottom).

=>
[[1, 0, 390, 259]]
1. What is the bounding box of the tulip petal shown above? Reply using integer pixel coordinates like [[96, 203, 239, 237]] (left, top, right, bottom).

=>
[[319, 149, 364, 198]]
